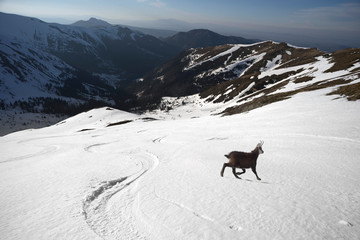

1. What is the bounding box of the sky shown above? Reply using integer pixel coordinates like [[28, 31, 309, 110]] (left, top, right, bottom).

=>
[[1, 0, 360, 51]]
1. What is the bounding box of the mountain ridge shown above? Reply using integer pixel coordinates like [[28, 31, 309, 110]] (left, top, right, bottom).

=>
[[71, 17, 113, 28], [164, 29, 257, 50], [134, 41, 360, 114], [1, 12, 359, 135], [0, 12, 260, 110], [0, 12, 180, 113]]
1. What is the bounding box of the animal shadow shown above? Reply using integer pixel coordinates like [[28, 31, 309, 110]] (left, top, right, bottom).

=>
[[243, 179, 270, 184]]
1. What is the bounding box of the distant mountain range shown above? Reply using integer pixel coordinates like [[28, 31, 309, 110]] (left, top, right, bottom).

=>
[[0, 12, 257, 113], [1, 12, 359, 135], [0, 12, 179, 113]]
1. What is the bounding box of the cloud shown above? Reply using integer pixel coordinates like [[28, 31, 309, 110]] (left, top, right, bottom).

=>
[[149, 0, 166, 8]]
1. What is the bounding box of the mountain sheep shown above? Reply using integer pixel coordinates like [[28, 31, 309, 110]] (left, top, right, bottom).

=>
[[221, 141, 264, 180]]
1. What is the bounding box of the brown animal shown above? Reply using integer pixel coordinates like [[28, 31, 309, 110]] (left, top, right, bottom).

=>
[[221, 141, 264, 180]]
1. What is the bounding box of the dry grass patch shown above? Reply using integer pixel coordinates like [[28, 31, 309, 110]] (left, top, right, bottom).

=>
[[223, 92, 292, 115], [327, 82, 360, 101], [279, 48, 323, 69], [293, 76, 314, 84], [193, 45, 233, 64], [222, 78, 353, 115], [325, 48, 360, 73]]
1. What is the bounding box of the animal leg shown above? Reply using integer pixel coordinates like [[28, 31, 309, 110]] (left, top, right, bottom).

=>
[[232, 167, 241, 179], [251, 167, 261, 181], [220, 163, 229, 177], [236, 168, 246, 175]]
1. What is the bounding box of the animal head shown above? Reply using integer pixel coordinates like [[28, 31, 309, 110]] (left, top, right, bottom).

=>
[[257, 141, 264, 154]]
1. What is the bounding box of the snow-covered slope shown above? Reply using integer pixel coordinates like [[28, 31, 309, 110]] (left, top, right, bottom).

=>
[[135, 41, 323, 101], [136, 41, 360, 114], [0, 12, 175, 77], [0, 37, 75, 101], [1, 86, 360, 239], [0, 12, 183, 134], [0, 12, 177, 111]]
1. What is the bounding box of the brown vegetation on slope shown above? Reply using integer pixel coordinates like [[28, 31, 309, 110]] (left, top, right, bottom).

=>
[[327, 81, 360, 101], [222, 78, 354, 115], [325, 48, 360, 72]]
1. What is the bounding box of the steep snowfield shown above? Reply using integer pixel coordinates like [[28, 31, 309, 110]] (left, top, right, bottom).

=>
[[1, 90, 360, 239], [0, 39, 74, 101]]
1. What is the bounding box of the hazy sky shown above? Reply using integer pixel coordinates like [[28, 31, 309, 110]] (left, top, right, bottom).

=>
[[1, 0, 360, 50]]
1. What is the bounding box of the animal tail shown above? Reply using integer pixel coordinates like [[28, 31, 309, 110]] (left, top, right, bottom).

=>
[[224, 154, 230, 159]]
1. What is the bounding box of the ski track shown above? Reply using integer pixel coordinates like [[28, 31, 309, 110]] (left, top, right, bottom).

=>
[[16, 134, 75, 144], [0, 145, 59, 164], [82, 144, 160, 240], [84, 143, 111, 153], [272, 133, 360, 144]]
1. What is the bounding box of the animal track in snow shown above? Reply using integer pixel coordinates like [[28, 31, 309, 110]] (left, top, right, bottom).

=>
[[0, 145, 59, 164], [154, 192, 215, 223], [152, 136, 166, 144], [338, 220, 353, 227], [229, 224, 243, 231], [207, 137, 228, 141]]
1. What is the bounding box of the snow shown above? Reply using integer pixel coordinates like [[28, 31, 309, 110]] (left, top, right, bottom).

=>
[[264, 56, 359, 96], [258, 61, 303, 79], [0, 12, 137, 55], [130, 33, 137, 41], [258, 55, 337, 80], [210, 53, 266, 78], [1, 89, 360, 239], [184, 42, 267, 71], [286, 43, 310, 49], [184, 43, 267, 81], [0, 39, 74, 100], [260, 54, 282, 72], [238, 82, 255, 98]]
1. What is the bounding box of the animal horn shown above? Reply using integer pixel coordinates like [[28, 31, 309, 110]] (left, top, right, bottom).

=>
[[260, 140, 264, 146]]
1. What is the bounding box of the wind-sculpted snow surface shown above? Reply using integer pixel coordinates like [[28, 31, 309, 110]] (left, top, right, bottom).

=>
[[1, 89, 360, 239]]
